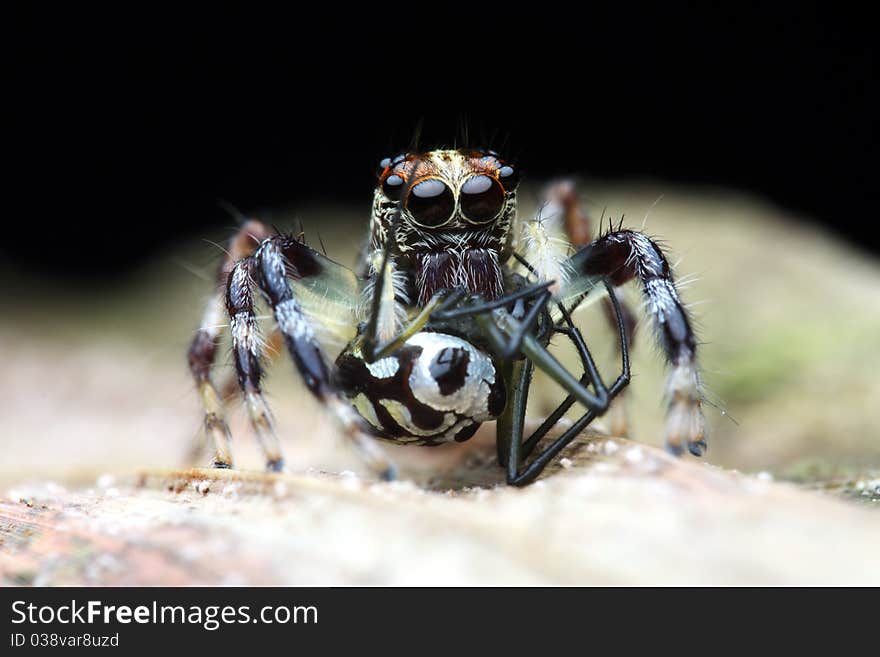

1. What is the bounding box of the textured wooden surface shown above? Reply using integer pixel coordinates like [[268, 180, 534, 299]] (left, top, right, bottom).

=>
[[3, 431, 879, 586]]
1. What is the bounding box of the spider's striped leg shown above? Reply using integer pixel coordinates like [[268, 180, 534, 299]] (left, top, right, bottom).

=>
[[219, 328, 283, 402], [544, 180, 638, 437], [520, 293, 628, 461], [225, 256, 285, 472], [569, 229, 706, 456], [187, 219, 273, 469], [251, 238, 396, 481], [188, 291, 234, 468], [598, 289, 637, 436]]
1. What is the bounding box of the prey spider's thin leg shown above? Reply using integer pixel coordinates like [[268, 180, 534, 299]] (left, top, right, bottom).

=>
[[431, 281, 553, 320], [476, 309, 609, 487], [496, 289, 553, 359], [495, 359, 533, 476], [362, 259, 552, 362], [187, 219, 273, 468], [521, 279, 633, 458], [360, 252, 551, 362], [520, 303, 608, 458], [509, 281, 632, 486], [541, 181, 639, 436], [519, 382, 580, 460], [458, 287, 554, 362], [598, 287, 637, 436], [367, 280, 553, 365], [483, 311, 609, 412], [478, 278, 631, 484], [568, 229, 704, 455], [604, 277, 633, 394], [482, 314, 618, 486], [252, 237, 397, 480], [509, 373, 632, 486]]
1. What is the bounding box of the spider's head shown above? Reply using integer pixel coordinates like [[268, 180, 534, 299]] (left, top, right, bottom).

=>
[[375, 149, 519, 235], [371, 149, 520, 304]]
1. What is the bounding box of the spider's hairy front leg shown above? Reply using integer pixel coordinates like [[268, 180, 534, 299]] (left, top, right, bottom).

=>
[[570, 229, 707, 456], [225, 257, 284, 471], [187, 219, 273, 468], [251, 237, 397, 481], [219, 328, 283, 402]]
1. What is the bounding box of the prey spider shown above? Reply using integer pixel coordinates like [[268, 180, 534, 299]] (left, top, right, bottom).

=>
[[187, 148, 706, 485]]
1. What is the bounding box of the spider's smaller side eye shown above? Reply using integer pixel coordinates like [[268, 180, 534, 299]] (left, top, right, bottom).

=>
[[405, 178, 455, 228], [497, 164, 519, 190], [379, 153, 411, 200], [382, 173, 405, 200], [460, 175, 505, 224]]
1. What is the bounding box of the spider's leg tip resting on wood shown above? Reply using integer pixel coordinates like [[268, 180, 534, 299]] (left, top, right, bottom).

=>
[[665, 439, 707, 458], [662, 356, 707, 456], [265, 458, 285, 473], [190, 326, 235, 469], [379, 462, 398, 482], [665, 407, 708, 456], [689, 440, 708, 457]]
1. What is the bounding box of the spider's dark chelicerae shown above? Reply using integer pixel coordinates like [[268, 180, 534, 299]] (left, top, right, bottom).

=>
[[188, 149, 706, 485]]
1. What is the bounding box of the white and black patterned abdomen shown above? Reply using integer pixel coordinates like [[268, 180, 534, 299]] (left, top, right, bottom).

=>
[[334, 333, 507, 445]]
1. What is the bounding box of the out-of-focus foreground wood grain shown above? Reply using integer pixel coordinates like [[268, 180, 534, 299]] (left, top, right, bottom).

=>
[[3, 432, 879, 586]]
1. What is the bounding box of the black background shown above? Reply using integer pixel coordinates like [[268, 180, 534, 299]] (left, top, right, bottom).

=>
[[5, 7, 876, 279]]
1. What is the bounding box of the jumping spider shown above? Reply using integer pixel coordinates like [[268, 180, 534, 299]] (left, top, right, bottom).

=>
[[188, 148, 706, 485]]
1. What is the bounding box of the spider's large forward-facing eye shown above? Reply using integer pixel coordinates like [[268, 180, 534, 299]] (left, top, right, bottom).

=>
[[406, 178, 455, 227], [460, 175, 505, 224]]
